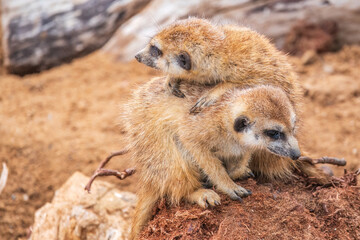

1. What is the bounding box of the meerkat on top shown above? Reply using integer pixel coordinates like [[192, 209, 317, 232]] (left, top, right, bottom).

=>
[[124, 77, 301, 239], [134, 17, 301, 114]]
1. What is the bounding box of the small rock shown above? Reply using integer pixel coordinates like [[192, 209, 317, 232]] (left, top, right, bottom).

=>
[[23, 194, 29, 201], [30, 172, 136, 240], [352, 148, 358, 155], [323, 64, 334, 74]]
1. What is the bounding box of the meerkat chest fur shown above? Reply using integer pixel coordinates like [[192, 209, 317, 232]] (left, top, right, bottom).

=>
[[126, 76, 303, 239]]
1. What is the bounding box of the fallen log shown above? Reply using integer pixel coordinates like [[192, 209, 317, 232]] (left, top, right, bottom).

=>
[[103, 0, 360, 61], [1, 0, 151, 75]]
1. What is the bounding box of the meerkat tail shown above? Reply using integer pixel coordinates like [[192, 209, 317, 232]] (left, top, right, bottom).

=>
[[130, 187, 160, 240]]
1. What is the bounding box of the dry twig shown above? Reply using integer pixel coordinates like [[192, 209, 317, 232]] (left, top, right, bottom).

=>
[[84, 149, 136, 193], [298, 156, 346, 166], [297, 155, 348, 187], [329, 168, 360, 187]]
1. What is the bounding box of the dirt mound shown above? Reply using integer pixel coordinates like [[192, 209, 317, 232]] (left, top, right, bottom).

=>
[[141, 172, 360, 240]]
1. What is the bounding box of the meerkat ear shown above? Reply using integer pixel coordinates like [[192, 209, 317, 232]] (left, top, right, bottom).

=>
[[234, 116, 250, 132], [177, 52, 191, 70]]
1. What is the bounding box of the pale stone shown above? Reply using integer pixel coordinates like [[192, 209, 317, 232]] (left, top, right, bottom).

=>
[[30, 172, 136, 240]]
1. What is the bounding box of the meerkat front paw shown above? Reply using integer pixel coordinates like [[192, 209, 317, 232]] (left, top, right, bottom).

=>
[[166, 77, 185, 98], [187, 188, 221, 208], [228, 167, 255, 181], [189, 94, 218, 114], [219, 182, 252, 203]]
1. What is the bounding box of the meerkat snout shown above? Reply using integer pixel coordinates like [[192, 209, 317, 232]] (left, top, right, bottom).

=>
[[135, 48, 159, 69], [290, 148, 301, 160], [287, 136, 301, 160], [136, 42, 164, 66], [136, 42, 193, 76], [135, 53, 142, 62], [265, 131, 301, 160]]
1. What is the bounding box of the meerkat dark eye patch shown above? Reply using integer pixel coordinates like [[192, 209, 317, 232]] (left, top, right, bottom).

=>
[[234, 116, 250, 132], [177, 52, 191, 70], [264, 130, 285, 140], [150, 45, 162, 58]]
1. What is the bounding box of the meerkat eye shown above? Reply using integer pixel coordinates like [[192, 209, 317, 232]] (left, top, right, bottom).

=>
[[150, 45, 162, 57], [177, 52, 191, 70], [264, 130, 284, 140], [234, 116, 249, 132]]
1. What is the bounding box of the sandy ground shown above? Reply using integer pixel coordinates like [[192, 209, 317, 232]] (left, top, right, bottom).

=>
[[0, 46, 359, 239]]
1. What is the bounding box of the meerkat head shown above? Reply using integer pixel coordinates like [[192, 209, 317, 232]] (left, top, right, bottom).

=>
[[135, 17, 225, 81], [227, 86, 300, 160]]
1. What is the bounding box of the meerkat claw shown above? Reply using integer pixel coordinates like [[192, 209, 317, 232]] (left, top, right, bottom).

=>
[[225, 184, 251, 203], [236, 186, 252, 197], [189, 99, 205, 114], [172, 87, 185, 98], [167, 78, 185, 98], [229, 167, 255, 180], [242, 170, 256, 180], [230, 194, 244, 203], [190, 98, 207, 114], [189, 105, 200, 114], [187, 189, 221, 208], [190, 96, 218, 114]]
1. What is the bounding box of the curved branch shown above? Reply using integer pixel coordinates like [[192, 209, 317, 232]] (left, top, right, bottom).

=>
[[298, 156, 346, 166]]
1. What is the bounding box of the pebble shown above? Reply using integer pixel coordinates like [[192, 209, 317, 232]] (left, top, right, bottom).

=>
[[23, 194, 29, 201]]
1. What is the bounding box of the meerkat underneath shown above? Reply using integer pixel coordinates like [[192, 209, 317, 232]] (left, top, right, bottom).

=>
[[124, 77, 301, 239], [135, 17, 301, 114]]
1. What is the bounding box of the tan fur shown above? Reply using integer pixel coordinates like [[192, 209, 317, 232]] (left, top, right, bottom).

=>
[[135, 18, 330, 183], [124, 77, 301, 239], [131, 18, 330, 239], [136, 18, 301, 112]]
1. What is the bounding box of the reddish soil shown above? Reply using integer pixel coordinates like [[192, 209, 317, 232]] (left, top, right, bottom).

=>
[[0, 46, 359, 240], [141, 173, 360, 240]]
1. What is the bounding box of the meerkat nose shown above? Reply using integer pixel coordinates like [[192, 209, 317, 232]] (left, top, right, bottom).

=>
[[290, 149, 301, 160], [135, 54, 142, 62]]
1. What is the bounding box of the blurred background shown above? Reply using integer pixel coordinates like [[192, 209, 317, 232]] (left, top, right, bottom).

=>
[[0, 0, 359, 239]]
